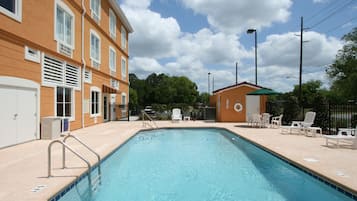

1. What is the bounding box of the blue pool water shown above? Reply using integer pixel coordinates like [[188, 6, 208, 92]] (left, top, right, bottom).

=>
[[56, 128, 355, 201]]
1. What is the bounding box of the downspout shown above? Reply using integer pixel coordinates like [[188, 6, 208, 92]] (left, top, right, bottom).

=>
[[81, 0, 86, 128]]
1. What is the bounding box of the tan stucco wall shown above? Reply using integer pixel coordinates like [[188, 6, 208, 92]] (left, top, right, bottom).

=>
[[0, 0, 130, 131]]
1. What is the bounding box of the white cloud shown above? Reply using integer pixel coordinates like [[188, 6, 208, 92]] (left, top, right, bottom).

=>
[[313, 0, 327, 3], [121, 4, 181, 59], [129, 57, 164, 78], [122, 0, 151, 9], [178, 29, 251, 65], [180, 0, 292, 33], [122, 0, 342, 93], [259, 31, 342, 68]]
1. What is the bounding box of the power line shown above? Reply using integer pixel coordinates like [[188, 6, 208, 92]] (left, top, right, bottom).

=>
[[305, 0, 345, 23], [308, 0, 356, 29], [325, 15, 357, 34]]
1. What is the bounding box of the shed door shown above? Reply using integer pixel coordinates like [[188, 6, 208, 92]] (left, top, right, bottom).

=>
[[0, 86, 37, 148], [246, 95, 260, 121]]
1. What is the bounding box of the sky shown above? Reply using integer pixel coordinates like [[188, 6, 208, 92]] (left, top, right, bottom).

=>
[[118, 0, 357, 93]]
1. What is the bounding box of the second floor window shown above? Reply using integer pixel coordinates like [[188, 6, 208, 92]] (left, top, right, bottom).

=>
[[121, 57, 126, 80], [90, 30, 101, 66], [56, 4, 73, 48], [109, 47, 116, 72], [90, 0, 100, 23]]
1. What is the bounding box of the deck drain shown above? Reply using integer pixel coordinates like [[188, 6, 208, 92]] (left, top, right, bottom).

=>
[[31, 184, 47, 193], [303, 158, 319, 162]]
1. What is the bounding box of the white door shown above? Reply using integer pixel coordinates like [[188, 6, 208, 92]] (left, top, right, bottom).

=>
[[17, 89, 37, 143], [246, 95, 260, 121], [0, 87, 18, 148], [0, 86, 37, 148], [110, 94, 116, 121]]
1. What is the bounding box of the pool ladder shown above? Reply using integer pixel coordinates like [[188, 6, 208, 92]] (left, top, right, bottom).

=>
[[48, 134, 102, 191], [142, 111, 159, 129]]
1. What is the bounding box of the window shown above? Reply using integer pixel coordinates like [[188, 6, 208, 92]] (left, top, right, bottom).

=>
[[121, 57, 126, 80], [0, 0, 22, 22], [84, 69, 92, 83], [90, 0, 100, 23], [109, 46, 116, 72], [56, 86, 73, 119], [90, 30, 101, 68], [111, 78, 119, 90], [109, 9, 116, 39], [90, 87, 101, 116], [121, 26, 126, 49], [121, 93, 126, 105], [55, 1, 74, 50]]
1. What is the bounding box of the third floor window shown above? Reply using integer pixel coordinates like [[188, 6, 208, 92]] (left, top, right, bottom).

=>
[[90, 0, 101, 23]]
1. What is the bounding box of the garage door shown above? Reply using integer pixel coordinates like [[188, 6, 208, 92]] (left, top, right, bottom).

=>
[[0, 86, 37, 148]]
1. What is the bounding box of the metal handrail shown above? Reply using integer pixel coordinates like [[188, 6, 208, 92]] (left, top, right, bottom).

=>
[[142, 111, 158, 128], [63, 134, 101, 177], [48, 140, 92, 184]]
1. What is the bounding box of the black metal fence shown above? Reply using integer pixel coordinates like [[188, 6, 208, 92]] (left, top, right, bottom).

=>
[[328, 103, 357, 135]]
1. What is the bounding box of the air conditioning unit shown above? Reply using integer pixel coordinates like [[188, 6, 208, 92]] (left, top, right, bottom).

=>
[[58, 43, 72, 58]]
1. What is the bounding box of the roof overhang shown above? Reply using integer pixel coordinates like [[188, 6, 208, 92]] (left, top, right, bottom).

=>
[[108, 0, 134, 33]]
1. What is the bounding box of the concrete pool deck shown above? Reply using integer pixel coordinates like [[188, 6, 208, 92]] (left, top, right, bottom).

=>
[[0, 121, 357, 201]]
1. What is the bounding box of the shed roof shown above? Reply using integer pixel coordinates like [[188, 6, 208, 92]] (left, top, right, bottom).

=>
[[212, 81, 267, 94]]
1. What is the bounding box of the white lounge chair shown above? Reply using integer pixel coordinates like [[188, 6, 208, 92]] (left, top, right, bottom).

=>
[[281, 112, 316, 134], [171, 108, 182, 122], [324, 127, 357, 149], [271, 114, 283, 128]]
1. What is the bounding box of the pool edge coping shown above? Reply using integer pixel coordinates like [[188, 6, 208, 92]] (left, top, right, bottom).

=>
[[48, 126, 357, 201]]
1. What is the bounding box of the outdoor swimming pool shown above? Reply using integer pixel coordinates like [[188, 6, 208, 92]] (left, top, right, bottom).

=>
[[54, 128, 355, 201]]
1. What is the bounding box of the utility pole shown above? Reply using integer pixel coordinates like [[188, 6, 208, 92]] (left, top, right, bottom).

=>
[[212, 76, 215, 92], [208, 72, 211, 94], [299, 16, 303, 109], [236, 62, 238, 85]]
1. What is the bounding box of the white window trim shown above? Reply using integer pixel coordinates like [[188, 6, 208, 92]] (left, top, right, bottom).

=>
[[109, 8, 116, 39], [54, 0, 75, 49], [109, 46, 116, 72], [90, 86, 101, 117], [121, 92, 127, 105], [121, 56, 126, 80], [121, 26, 126, 49], [0, 0, 22, 22], [90, 29, 101, 66], [54, 86, 75, 121], [90, 0, 101, 22], [24, 46, 41, 63]]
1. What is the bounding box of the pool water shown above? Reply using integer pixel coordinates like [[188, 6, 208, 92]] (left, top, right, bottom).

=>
[[57, 128, 354, 201]]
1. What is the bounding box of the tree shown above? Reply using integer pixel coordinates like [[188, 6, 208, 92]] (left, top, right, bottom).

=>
[[327, 27, 357, 102], [292, 80, 323, 108], [129, 87, 138, 111], [197, 92, 210, 106]]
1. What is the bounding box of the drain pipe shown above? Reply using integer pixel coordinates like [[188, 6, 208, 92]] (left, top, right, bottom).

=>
[[81, 0, 86, 128]]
